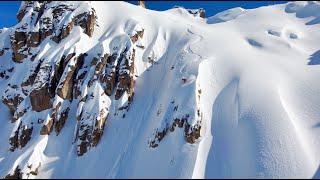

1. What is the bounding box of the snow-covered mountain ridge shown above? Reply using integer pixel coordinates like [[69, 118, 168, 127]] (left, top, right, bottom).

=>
[[0, 1, 320, 178]]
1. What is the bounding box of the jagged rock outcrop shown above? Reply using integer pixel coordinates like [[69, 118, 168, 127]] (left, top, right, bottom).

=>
[[149, 114, 202, 148], [40, 101, 71, 136], [0, 0, 206, 177], [114, 48, 136, 100], [1, 0, 98, 153], [149, 87, 203, 148], [9, 121, 33, 151], [1, 1, 99, 155], [1, 1, 320, 179], [30, 87, 53, 112], [187, 8, 205, 18], [2, 92, 24, 115], [40, 102, 60, 135], [56, 53, 82, 100], [173, 6, 205, 18], [4, 163, 41, 179], [4, 166, 22, 179], [1, 3, 203, 173], [25, 163, 41, 178], [55, 107, 70, 134], [74, 24, 143, 156], [11, 1, 96, 63], [2, 0, 147, 158]]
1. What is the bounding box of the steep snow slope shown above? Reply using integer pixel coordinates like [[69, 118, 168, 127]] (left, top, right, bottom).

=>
[[0, 1, 320, 178]]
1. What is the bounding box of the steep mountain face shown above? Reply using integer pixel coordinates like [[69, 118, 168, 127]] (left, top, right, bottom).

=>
[[0, 1, 320, 178]]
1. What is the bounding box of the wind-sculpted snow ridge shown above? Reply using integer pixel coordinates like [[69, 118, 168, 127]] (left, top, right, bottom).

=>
[[0, 1, 320, 179], [207, 7, 246, 24]]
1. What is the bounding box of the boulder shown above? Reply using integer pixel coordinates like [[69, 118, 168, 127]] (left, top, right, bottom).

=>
[[30, 87, 53, 112]]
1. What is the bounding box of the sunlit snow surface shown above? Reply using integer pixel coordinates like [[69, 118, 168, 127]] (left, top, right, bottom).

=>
[[0, 1, 320, 178]]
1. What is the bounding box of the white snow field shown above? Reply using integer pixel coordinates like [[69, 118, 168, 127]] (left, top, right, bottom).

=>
[[0, 1, 320, 178]]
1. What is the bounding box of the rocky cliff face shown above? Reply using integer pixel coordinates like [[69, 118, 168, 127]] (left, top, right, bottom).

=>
[[11, 1, 96, 63], [2, 1, 98, 154], [3, 1, 317, 179], [0, 1, 204, 178], [1, 1, 147, 155]]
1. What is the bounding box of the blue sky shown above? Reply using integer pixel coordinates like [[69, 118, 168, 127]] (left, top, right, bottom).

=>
[[0, 1, 288, 28]]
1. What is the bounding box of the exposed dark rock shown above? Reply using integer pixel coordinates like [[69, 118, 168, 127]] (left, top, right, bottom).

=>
[[40, 102, 61, 135], [52, 21, 74, 43], [26, 163, 41, 177], [56, 53, 85, 100], [16, 1, 37, 23], [12, 53, 27, 63], [12, 108, 28, 123], [55, 107, 70, 135], [74, 10, 97, 37], [21, 61, 42, 87], [77, 126, 91, 156], [19, 125, 33, 148], [40, 117, 54, 135], [4, 166, 22, 179], [149, 114, 202, 148], [76, 107, 108, 156], [187, 8, 205, 18], [11, 31, 28, 63], [9, 122, 33, 151], [130, 29, 144, 43], [0, 70, 6, 78], [7, 67, 14, 72], [103, 55, 117, 96], [30, 86, 53, 112], [2, 94, 24, 115], [184, 120, 201, 144], [17, 7, 26, 22], [91, 110, 108, 147], [9, 124, 20, 152], [27, 32, 40, 47], [115, 49, 135, 100], [51, 6, 96, 42], [73, 60, 88, 98], [11, 2, 97, 62], [3, 1, 146, 157]]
